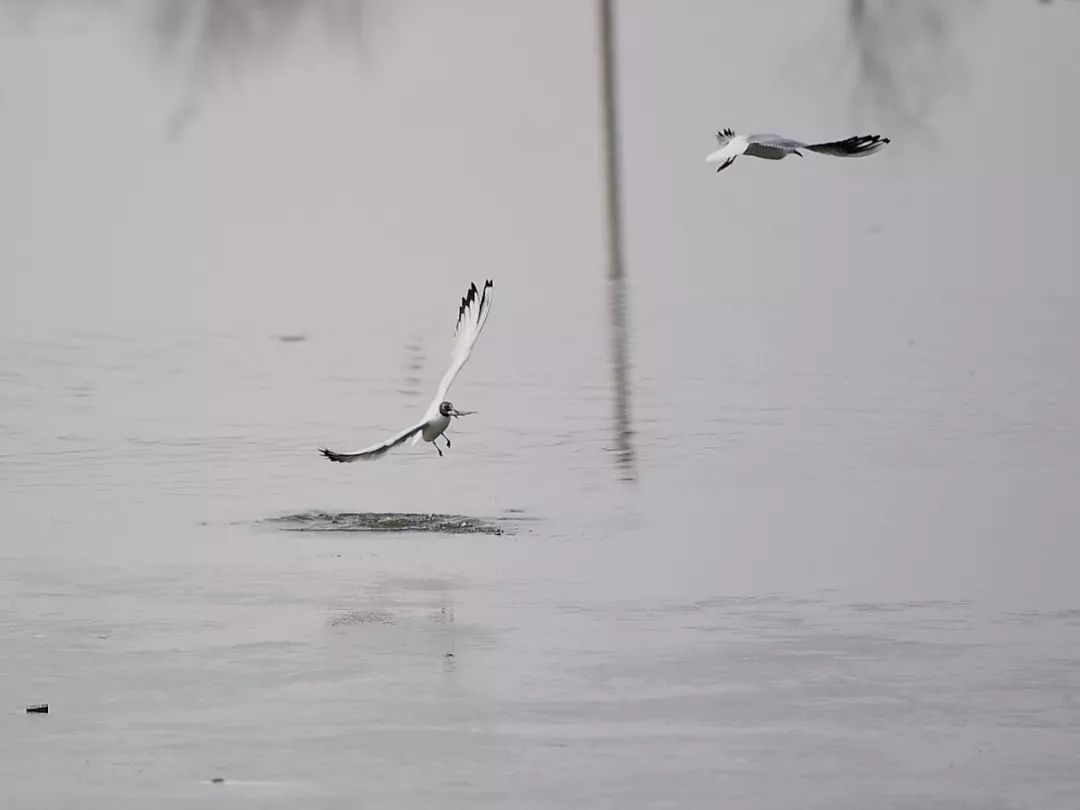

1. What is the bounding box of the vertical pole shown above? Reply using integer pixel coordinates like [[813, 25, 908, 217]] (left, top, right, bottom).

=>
[[596, 0, 635, 480]]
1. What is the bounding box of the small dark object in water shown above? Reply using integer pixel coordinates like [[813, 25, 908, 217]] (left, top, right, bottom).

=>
[[211, 777, 225, 784], [276, 334, 308, 343], [445, 652, 454, 658], [26, 704, 48, 713]]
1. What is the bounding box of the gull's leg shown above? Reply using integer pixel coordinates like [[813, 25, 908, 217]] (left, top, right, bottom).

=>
[[444, 434, 451, 449], [433, 441, 443, 458]]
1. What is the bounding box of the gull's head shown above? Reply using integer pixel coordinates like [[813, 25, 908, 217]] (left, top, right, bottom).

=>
[[439, 400, 475, 418]]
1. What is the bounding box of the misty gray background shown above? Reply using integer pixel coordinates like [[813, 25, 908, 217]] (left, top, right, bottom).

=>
[[2, 1, 1079, 807]]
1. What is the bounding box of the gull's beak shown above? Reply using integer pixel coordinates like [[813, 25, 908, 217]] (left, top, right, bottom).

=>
[[450, 409, 476, 418]]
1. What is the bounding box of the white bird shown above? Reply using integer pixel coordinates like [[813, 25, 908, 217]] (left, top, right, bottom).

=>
[[319, 280, 493, 463], [706, 128, 890, 173]]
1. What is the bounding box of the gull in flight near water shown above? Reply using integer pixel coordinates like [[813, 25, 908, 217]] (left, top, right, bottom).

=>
[[706, 128, 890, 173], [319, 280, 493, 462]]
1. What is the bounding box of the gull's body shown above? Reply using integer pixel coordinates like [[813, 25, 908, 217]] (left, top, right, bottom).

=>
[[319, 280, 493, 463], [706, 128, 890, 172]]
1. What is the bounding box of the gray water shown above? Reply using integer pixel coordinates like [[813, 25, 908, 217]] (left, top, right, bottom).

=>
[[3, 2, 1080, 807]]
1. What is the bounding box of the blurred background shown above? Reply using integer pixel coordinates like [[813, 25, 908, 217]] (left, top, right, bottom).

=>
[[2, 1, 1080, 806]]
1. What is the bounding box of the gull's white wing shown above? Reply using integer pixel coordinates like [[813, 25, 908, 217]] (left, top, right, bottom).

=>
[[319, 420, 426, 463], [705, 128, 748, 172], [806, 134, 890, 157], [422, 279, 494, 422]]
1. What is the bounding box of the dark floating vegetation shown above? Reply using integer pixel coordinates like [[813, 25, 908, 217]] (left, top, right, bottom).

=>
[[265, 511, 506, 535], [327, 608, 395, 627]]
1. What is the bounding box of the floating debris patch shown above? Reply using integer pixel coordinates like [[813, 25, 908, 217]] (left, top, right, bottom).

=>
[[265, 511, 505, 535], [328, 608, 395, 627]]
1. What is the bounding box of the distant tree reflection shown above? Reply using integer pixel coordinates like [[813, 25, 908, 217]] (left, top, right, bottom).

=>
[[1, 1, 366, 134], [845, 0, 967, 134], [148, 0, 364, 80], [146, 1, 365, 135]]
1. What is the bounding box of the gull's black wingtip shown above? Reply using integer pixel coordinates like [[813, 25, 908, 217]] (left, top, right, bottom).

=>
[[838, 134, 891, 155], [455, 280, 490, 329], [319, 447, 343, 463]]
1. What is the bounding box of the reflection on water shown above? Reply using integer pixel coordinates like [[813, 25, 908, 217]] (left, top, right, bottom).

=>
[[597, 0, 635, 482], [397, 334, 427, 399], [607, 275, 634, 480], [845, 0, 964, 133], [151, 0, 367, 136], [148, 0, 365, 70], [1, 0, 369, 136]]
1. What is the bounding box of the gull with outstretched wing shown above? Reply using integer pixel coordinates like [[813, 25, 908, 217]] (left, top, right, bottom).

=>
[[319, 280, 493, 462], [706, 128, 890, 173]]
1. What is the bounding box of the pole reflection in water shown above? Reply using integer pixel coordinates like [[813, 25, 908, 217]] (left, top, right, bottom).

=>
[[596, 0, 635, 482]]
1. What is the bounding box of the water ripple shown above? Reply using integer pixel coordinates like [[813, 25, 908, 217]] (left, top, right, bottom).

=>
[[263, 510, 507, 535]]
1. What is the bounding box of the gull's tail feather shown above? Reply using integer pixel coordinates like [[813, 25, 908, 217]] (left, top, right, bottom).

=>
[[806, 134, 890, 157]]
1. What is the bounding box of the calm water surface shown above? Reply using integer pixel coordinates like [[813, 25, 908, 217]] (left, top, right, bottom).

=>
[[3, 2, 1080, 807]]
